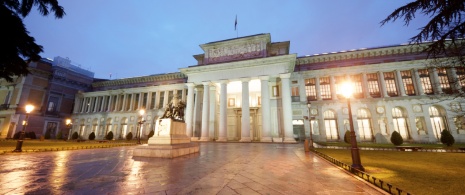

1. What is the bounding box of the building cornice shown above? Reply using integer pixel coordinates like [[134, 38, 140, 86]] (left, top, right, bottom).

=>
[[92, 72, 186, 88]]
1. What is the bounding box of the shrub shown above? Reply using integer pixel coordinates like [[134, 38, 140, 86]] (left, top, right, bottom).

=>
[[28, 131, 37, 139], [390, 131, 403, 146], [440, 129, 455, 146], [343, 130, 351, 144], [56, 130, 62, 139], [106, 131, 114, 140], [71, 132, 79, 140], [126, 132, 133, 140], [44, 130, 51, 139], [148, 130, 154, 138], [13, 132, 20, 139], [88, 132, 96, 140]]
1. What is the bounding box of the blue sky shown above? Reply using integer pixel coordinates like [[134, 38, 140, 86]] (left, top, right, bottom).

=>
[[23, 0, 429, 79]]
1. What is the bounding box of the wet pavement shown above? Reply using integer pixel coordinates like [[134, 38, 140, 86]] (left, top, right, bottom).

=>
[[0, 143, 384, 195]]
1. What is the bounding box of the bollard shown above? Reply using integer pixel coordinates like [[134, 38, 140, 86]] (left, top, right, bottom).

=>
[[304, 139, 309, 152]]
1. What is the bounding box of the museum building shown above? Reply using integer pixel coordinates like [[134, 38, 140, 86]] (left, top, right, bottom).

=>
[[68, 33, 465, 143]]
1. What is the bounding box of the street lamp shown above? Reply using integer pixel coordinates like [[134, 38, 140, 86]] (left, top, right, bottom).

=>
[[137, 109, 146, 144], [340, 81, 365, 172], [306, 103, 314, 150], [66, 119, 72, 141], [14, 104, 34, 152]]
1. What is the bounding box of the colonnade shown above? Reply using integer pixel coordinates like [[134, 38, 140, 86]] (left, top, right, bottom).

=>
[[184, 73, 295, 142]]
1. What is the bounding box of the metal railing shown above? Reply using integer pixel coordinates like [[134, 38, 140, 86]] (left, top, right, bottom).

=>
[[312, 150, 411, 195]]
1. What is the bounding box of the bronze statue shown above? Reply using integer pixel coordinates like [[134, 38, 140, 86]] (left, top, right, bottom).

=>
[[161, 96, 186, 121]]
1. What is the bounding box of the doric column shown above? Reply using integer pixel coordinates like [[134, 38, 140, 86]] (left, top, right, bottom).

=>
[[260, 76, 272, 142], [449, 67, 461, 92], [378, 71, 388, 97], [217, 80, 228, 141], [315, 76, 322, 100], [200, 82, 210, 141], [396, 70, 407, 96], [412, 68, 425, 95], [431, 68, 443, 94], [281, 73, 296, 143], [240, 78, 251, 142], [362, 73, 370, 98], [185, 83, 195, 137], [122, 94, 127, 111], [330, 76, 338, 100]]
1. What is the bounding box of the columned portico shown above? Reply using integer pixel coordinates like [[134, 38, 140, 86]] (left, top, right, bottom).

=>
[[217, 80, 228, 141], [200, 82, 210, 141], [281, 73, 296, 143], [240, 78, 251, 142], [185, 83, 195, 137], [260, 76, 272, 142]]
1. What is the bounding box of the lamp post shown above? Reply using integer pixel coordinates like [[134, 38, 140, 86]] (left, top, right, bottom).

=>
[[66, 119, 72, 141], [14, 104, 34, 152], [307, 103, 314, 150], [340, 82, 365, 172], [137, 109, 146, 144]]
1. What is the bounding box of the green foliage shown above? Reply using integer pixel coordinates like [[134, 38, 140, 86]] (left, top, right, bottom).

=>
[[106, 131, 113, 140], [56, 130, 62, 139], [390, 131, 403, 146], [440, 129, 455, 146], [148, 130, 154, 138], [88, 132, 96, 140], [1, 0, 65, 82], [71, 132, 79, 140], [343, 130, 351, 144], [28, 131, 36, 139], [126, 132, 133, 141], [44, 130, 51, 139]]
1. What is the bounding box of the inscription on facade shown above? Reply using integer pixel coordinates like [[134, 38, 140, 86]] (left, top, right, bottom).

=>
[[208, 42, 263, 63]]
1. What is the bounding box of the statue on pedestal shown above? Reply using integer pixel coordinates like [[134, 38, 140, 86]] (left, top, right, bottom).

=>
[[161, 96, 186, 122]]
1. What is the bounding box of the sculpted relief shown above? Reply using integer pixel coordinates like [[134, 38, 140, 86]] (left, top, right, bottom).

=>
[[208, 42, 263, 63]]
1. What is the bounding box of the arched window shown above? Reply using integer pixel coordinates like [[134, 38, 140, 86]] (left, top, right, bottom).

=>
[[120, 117, 128, 139], [92, 118, 98, 137], [392, 107, 410, 139], [105, 118, 112, 136], [429, 106, 448, 140], [323, 110, 338, 141], [357, 109, 373, 141]]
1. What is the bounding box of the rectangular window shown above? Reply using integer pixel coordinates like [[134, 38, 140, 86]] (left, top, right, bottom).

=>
[[291, 86, 299, 102], [419, 69, 433, 94], [142, 93, 148, 109], [159, 91, 165, 109], [98, 96, 104, 112], [167, 91, 174, 105], [125, 94, 132, 111], [305, 78, 316, 101], [335, 76, 345, 99], [110, 95, 117, 111], [47, 96, 59, 113], [91, 97, 97, 112], [320, 77, 331, 100], [150, 92, 157, 109], [177, 89, 183, 99], [117, 94, 124, 111], [350, 74, 363, 98], [438, 68, 452, 94], [134, 93, 140, 110], [401, 70, 416, 96], [384, 72, 398, 97], [366, 73, 380, 98], [456, 67, 465, 90], [103, 96, 109, 111]]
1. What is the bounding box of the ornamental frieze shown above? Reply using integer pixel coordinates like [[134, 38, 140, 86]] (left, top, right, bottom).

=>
[[207, 42, 264, 63]]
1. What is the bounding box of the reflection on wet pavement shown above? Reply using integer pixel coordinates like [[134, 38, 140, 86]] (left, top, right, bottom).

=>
[[0, 143, 383, 194]]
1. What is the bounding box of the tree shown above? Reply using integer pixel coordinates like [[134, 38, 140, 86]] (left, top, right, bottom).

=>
[[88, 132, 96, 140], [126, 132, 133, 141], [381, 1, 465, 67], [106, 131, 114, 140], [1, 0, 65, 82], [71, 132, 79, 140], [440, 129, 455, 146], [390, 131, 404, 146]]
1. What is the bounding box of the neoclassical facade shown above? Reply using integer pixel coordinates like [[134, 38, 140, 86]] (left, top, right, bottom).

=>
[[71, 33, 465, 143]]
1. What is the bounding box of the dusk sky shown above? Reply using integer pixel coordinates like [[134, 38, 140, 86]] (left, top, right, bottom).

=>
[[23, 1, 429, 79]]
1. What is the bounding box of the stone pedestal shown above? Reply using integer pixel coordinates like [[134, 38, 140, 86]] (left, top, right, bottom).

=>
[[133, 119, 199, 158]]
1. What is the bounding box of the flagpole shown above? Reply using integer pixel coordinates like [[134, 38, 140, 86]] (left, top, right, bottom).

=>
[[235, 15, 238, 38]]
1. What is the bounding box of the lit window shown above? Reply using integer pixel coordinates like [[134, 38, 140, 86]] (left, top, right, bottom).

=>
[[437, 68, 452, 94], [305, 78, 316, 101], [419, 69, 433, 94], [384, 72, 398, 97], [401, 70, 415, 96], [366, 73, 380, 98], [320, 77, 331, 100], [323, 110, 338, 141], [350, 74, 363, 98]]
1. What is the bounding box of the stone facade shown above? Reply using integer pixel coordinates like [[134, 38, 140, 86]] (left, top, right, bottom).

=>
[[71, 33, 465, 143]]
